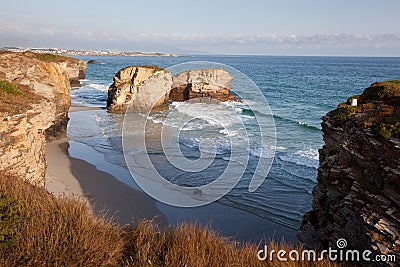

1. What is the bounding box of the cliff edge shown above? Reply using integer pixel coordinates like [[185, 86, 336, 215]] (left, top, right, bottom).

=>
[[0, 52, 87, 186], [299, 81, 400, 264]]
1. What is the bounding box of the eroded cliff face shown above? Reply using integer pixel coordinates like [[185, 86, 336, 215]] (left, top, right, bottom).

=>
[[0, 102, 55, 186], [0, 51, 87, 186], [59, 57, 87, 87], [107, 66, 237, 113], [299, 81, 400, 264]]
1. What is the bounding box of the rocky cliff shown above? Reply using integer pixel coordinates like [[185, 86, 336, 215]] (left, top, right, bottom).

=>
[[107, 66, 237, 113], [299, 81, 400, 264], [0, 52, 87, 186]]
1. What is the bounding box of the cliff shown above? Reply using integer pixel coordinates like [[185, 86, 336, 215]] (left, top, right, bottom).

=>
[[107, 66, 237, 113], [0, 52, 87, 186], [299, 81, 400, 264]]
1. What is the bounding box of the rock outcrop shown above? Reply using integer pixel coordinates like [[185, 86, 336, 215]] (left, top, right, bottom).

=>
[[299, 81, 400, 265], [170, 68, 236, 102], [0, 51, 87, 186], [60, 57, 87, 87], [107, 66, 237, 113], [107, 66, 172, 112]]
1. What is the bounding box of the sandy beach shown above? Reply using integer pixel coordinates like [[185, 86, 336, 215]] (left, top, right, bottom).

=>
[[45, 108, 167, 226], [44, 106, 298, 242]]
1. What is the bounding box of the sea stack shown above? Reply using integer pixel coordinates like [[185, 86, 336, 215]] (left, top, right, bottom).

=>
[[170, 68, 237, 102], [298, 81, 400, 262], [107, 66, 238, 113], [107, 66, 173, 113]]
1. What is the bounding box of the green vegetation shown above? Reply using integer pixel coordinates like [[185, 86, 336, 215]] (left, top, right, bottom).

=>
[[0, 173, 338, 267], [0, 81, 25, 96], [0, 81, 41, 115], [0, 194, 20, 247], [141, 65, 164, 72], [362, 80, 400, 101], [372, 112, 400, 139], [330, 104, 359, 124], [31, 53, 70, 62]]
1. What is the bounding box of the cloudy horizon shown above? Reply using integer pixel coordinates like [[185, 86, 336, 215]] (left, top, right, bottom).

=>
[[1, 0, 399, 56]]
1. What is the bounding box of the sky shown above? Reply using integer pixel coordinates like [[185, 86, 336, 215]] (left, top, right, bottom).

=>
[[0, 0, 399, 56]]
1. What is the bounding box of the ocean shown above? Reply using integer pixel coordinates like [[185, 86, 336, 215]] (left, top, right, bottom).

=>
[[67, 55, 400, 242]]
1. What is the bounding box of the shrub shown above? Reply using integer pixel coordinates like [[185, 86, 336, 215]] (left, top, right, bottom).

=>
[[330, 105, 359, 124], [141, 65, 164, 72], [372, 112, 400, 138], [31, 53, 70, 63], [0, 194, 20, 247], [362, 80, 400, 102], [0, 81, 25, 96], [0, 173, 338, 266], [0, 173, 124, 266], [0, 81, 41, 115]]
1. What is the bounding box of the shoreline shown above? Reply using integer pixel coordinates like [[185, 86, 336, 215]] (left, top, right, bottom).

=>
[[45, 135, 167, 226], [46, 107, 298, 243]]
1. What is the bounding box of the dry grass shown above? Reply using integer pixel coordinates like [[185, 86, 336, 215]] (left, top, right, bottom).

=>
[[0, 81, 42, 115], [0, 173, 124, 266], [122, 220, 339, 267], [0, 173, 341, 267]]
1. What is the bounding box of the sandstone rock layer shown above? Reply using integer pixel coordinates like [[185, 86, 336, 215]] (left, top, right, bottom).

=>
[[0, 51, 87, 186], [299, 81, 400, 265]]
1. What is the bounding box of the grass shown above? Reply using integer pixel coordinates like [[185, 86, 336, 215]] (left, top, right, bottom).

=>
[[141, 65, 164, 72], [362, 80, 400, 101], [329, 105, 359, 124], [0, 81, 25, 96], [0, 173, 124, 266], [0, 173, 340, 266], [0, 81, 41, 115]]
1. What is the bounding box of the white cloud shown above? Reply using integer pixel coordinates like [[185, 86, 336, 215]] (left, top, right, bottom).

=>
[[0, 23, 399, 55]]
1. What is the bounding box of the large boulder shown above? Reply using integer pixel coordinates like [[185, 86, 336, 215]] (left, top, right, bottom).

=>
[[107, 66, 173, 113], [170, 68, 237, 102]]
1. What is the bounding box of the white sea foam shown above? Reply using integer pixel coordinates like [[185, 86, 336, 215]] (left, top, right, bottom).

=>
[[87, 83, 109, 91], [278, 149, 319, 169], [296, 148, 319, 160]]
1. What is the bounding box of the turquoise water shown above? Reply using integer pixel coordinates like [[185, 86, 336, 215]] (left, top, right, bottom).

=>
[[69, 55, 400, 241]]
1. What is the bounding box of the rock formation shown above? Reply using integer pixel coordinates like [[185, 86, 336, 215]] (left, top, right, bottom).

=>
[[299, 81, 400, 265], [0, 51, 87, 186], [60, 57, 87, 87], [170, 68, 236, 102], [107, 66, 237, 113], [107, 66, 172, 112], [88, 59, 100, 64]]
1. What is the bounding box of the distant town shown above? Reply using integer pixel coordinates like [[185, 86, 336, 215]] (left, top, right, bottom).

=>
[[0, 46, 181, 57]]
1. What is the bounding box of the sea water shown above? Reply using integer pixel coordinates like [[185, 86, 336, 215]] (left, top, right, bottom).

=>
[[68, 55, 400, 241]]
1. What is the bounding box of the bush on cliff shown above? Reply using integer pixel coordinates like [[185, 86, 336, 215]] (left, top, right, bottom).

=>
[[362, 80, 400, 102], [0, 173, 337, 266], [0, 81, 41, 115], [372, 112, 400, 139], [330, 104, 359, 124]]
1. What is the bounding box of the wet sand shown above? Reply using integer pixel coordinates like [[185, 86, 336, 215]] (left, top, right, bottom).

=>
[[45, 138, 166, 226]]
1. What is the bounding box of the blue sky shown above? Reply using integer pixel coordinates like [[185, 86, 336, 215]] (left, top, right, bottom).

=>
[[0, 0, 399, 55]]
